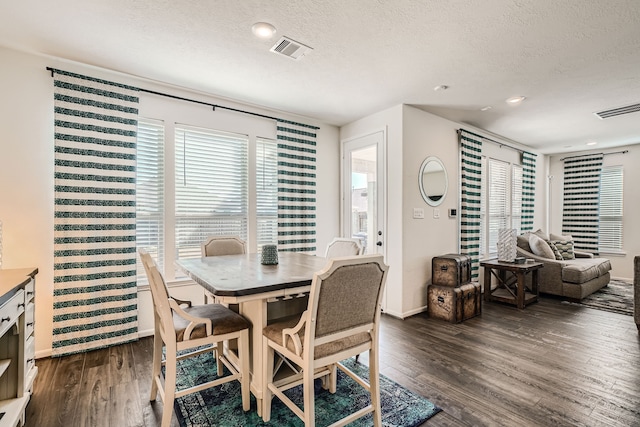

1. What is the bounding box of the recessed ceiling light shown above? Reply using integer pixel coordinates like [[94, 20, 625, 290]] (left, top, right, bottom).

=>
[[506, 96, 526, 104], [480, 106, 492, 111], [586, 141, 597, 146], [252, 22, 276, 39], [433, 85, 449, 91]]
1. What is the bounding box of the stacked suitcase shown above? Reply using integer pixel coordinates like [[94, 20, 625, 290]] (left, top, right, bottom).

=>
[[428, 254, 481, 323]]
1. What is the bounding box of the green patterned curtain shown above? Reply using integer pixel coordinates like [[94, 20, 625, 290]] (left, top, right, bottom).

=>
[[521, 152, 537, 232], [562, 154, 603, 253], [276, 120, 318, 252], [458, 130, 482, 280], [52, 69, 139, 356]]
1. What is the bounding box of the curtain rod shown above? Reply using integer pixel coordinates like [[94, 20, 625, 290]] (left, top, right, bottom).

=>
[[458, 128, 530, 155], [560, 150, 628, 161], [46, 67, 319, 130]]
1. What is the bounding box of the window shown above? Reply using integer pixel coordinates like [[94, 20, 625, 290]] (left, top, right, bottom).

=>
[[480, 158, 522, 256], [256, 137, 278, 250], [136, 119, 164, 284], [134, 115, 289, 285], [598, 165, 623, 252], [174, 125, 249, 260]]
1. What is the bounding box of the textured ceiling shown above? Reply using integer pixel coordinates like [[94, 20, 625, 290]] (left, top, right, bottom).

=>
[[1, 0, 639, 154]]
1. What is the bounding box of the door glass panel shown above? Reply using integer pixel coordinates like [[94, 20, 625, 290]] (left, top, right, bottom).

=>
[[350, 146, 377, 254]]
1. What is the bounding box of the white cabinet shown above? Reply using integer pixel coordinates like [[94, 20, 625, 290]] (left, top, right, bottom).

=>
[[0, 269, 38, 427]]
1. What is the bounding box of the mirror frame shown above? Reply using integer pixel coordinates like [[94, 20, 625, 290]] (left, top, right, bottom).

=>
[[418, 156, 448, 207]]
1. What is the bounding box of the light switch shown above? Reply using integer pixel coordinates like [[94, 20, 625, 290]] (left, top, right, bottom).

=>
[[413, 208, 424, 219], [433, 208, 440, 219]]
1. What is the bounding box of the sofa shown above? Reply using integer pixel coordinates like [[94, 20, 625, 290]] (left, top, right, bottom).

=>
[[634, 256, 639, 331], [515, 230, 611, 301]]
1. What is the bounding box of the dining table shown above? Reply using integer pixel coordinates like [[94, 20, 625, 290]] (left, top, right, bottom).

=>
[[176, 251, 328, 414]]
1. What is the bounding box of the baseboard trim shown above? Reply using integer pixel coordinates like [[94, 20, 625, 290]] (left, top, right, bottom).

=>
[[383, 305, 427, 320], [36, 329, 157, 359]]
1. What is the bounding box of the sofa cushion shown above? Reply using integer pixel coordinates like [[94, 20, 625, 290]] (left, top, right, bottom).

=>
[[549, 239, 575, 260], [561, 258, 612, 284], [529, 234, 555, 259], [550, 232, 573, 241], [518, 229, 549, 252], [517, 233, 531, 251]]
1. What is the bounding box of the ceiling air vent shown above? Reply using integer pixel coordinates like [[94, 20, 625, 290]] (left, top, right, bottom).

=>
[[594, 103, 640, 119], [270, 36, 312, 60]]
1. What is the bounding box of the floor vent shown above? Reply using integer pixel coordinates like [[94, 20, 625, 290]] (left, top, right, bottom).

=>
[[594, 103, 640, 119], [270, 36, 312, 60]]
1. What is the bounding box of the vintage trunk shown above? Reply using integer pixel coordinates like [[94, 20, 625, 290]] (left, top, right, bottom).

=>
[[428, 282, 482, 323], [432, 253, 472, 287]]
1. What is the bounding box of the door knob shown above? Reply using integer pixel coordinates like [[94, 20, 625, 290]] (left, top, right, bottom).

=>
[[376, 241, 382, 246]]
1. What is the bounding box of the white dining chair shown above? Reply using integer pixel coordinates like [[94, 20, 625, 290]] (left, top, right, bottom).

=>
[[261, 254, 389, 426], [139, 249, 251, 427], [324, 237, 364, 258], [201, 235, 246, 303]]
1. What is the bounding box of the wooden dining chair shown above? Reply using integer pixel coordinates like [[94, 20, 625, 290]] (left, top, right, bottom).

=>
[[139, 249, 251, 427], [261, 254, 389, 426], [324, 237, 364, 258], [201, 235, 246, 303]]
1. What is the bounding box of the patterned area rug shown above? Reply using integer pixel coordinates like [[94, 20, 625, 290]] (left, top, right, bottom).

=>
[[172, 353, 441, 427], [565, 279, 634, 316]]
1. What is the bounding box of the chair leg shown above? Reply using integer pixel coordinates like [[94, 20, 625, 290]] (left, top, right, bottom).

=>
[[216, 342, 224, 376], [162, 353, 177, 427], [150, 332, 163, 401], [261, 337, 275, 422], [369, 347, 382, 427], [328, 363, 337, 393], [238, 331, 251, 412], [303, 363, 315, 427]]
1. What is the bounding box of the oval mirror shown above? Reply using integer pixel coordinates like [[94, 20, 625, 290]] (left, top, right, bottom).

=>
[[419, 156, 448, 207]]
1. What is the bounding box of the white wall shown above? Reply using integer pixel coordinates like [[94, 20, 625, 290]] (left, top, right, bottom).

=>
[[341, 104, 548, 318], [548, 144, 640, 279], [0, 46, 340, 357], [401, 106, 461, 315]]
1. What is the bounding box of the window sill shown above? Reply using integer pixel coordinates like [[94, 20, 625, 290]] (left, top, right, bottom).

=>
[[597, 250, 627, 257]]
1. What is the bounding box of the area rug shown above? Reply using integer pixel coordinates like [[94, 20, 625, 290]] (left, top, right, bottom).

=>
[[563, 279, 634, 316], [172, 352, 441, 427]]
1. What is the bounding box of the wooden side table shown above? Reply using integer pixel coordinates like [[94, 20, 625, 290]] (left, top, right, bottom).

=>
[[480, 259, 543, 309]]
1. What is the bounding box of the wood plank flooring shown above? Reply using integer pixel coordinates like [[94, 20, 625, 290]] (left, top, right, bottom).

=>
[[25, 296, 640, 426]]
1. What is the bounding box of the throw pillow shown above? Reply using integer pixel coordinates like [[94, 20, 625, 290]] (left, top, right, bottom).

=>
[[517, 232, 531, 251], [529, 233, 555, 259], [549, 239, 575, 260], [546, 240, 564, 260], [533, 229, 549, 241], [550, 232, 573, 242]]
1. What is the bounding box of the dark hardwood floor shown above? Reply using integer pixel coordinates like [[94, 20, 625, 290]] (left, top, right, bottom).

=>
[[26, 296, 640, 427]]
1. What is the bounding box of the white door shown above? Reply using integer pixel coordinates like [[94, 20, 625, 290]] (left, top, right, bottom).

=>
[[342, 131, 385, 257]]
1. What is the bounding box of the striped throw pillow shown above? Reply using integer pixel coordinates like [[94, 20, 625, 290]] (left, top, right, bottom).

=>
[[549, 240, 575, 260]]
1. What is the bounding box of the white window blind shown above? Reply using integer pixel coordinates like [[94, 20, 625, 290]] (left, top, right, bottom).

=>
[[488, 159, 508, 252], [175, 126, 248, 260], [479, 156, 487, 255], [256, 137, 278, 250], [511, 164, 523, 232], [481, 159, 523, 256], [136, 119, 165, 284], [599, 165, 623, 252]]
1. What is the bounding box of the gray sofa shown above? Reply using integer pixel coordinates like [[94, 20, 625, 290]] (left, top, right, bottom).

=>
[[634, 256, 639, 331], [516, 231, 611, 301]]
